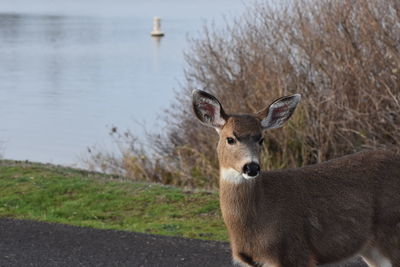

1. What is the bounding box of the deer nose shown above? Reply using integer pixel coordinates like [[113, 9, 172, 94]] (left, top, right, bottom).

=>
[[242, 162, 260, 178]]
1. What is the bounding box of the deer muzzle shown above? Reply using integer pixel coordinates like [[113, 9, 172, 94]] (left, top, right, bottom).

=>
[[242, 162, 260, 179]]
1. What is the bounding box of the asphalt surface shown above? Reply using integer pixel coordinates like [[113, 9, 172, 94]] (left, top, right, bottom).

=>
[[0, 218, 367, 267]]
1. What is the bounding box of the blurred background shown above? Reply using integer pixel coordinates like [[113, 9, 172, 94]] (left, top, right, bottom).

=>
[[0, 0, 399, 189], [0, 0, 245, 165]]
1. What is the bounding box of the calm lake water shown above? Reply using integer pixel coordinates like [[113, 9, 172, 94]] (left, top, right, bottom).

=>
[[0, 0, 246, 166]]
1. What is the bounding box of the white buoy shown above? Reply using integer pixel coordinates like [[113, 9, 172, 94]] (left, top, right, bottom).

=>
[[151, 17, 164, 37]]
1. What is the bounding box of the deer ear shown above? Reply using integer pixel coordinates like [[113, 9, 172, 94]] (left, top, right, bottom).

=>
[[192, 90, 228, 131], [256, 94, 301, 130]]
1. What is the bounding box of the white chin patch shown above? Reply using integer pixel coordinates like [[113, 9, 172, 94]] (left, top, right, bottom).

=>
[[220, 168, 245, 184], [243, 173, 259, 180], [220, 168, 259, 184]]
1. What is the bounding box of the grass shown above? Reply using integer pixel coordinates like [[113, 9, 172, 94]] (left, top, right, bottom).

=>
[[0, 160, 227, 241]]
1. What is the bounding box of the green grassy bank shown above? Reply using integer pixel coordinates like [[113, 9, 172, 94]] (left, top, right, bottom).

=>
[[0, 160, 227, 241]]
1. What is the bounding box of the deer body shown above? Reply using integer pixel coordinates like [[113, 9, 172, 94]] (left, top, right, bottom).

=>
[[192, 90, 400, 266], [221, 151, 400, 266]]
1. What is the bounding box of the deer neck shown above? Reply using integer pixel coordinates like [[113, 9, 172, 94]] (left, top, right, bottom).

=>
[[219, 168, 257, 223], [219, 169, 259, 251]]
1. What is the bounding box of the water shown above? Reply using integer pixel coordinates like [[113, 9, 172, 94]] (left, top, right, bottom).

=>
[[0, 0, 246, 166]]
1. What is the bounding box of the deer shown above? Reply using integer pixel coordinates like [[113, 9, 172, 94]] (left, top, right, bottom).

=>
[[192, 89, 400, 267]]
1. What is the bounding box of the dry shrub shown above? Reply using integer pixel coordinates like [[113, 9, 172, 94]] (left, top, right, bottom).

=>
[[86, 0, 400, 189], [84, 127, 219, 188]]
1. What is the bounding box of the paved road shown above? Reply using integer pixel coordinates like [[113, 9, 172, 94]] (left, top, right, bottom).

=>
[[0, 218, 366, 267]]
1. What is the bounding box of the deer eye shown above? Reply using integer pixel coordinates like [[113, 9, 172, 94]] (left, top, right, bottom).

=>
[[226, 137, 236, 145], [258, 138, 264, 146]]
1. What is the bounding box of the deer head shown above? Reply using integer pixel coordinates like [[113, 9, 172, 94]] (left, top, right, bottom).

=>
[[192, 90, 301, 183]]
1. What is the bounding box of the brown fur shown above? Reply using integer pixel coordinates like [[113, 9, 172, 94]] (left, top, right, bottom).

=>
[[219, 117, 400, 266], [218, 115, 263, 172], [192, 90, 400, 266]]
